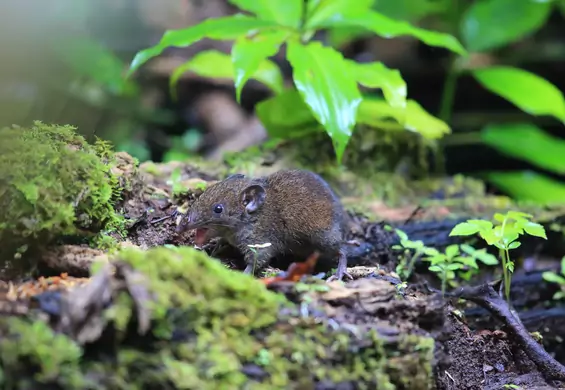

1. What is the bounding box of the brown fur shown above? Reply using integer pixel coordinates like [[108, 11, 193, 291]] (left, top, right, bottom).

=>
[[178, 169, 351, 280]]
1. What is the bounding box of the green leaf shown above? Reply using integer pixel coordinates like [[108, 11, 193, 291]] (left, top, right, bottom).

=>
[[423, 248, 440, 257], [522, 222, 547, 239], [506, 210, 533, 220], [315, 10, 466, 56], [473, 66, 565, 123], [461, 0, 552, 52], [457, 256, 479, 269], [561, 256, 565, 276], [348, 61, 407, 108], [428, 265, 442, 273], [228, 0, 302, 28], [287, 41, 363, 164], [445, 244, 460, 258], [483, 170, 565, 204], [305, 0, 375, 29], [170, 50, 283, 99], [543, 271, 565, 285], [508, 241, 521, 250], [256, 89, 323, 139], [500, 226, 521, 244], [480, 229, 499, 246], [474, 250, 499, 265], [357, 98, 450, 138], [127, 15, 279, 76], [450, 222, 480, 236], [395, 229, 409, 241], [232, 31, 287, 102], [446, 263, 464, 271], [327, 26, 373, 48], [481, 123, 565, 175]]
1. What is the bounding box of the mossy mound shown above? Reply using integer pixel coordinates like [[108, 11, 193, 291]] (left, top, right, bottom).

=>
[[0, 246, 435, 389], [0, 121, 125, 265]]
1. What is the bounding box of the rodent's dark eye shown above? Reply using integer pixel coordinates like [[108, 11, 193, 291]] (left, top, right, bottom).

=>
[[213, 204, 224, 214]]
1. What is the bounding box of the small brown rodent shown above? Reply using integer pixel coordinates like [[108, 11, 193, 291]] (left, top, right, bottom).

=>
[[177, 169, 352, 281]]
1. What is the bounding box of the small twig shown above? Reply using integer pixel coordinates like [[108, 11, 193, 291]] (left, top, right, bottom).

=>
[[151, 209, 179, 225], [403, 205, 423, 225]]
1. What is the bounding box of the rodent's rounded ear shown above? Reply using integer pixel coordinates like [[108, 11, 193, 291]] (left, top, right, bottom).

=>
[[241, 184, 266, 213]]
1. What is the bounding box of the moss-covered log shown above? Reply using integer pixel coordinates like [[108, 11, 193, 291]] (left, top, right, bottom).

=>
[[0, 247, 438, 389]]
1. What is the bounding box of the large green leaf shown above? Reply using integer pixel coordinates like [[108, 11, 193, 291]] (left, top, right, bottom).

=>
[[473, 66, 565, 123], [313, 10, 466, 56], [461, 0, 552, 52], [127, 15, 279, 76], [481, 123, 565, 174], [305, 0, 375, 29], [256, 90, 323, 139], [232, 31, 287, 103], [348, 60, 407, 108], [169, 50, 283, 98], [287, 41, 363, 164], [228, 0, 302, 28], [484, 170, 565, 204], [357, 98, 450, 138]]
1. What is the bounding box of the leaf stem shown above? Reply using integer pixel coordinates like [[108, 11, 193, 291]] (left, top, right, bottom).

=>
[[299, 0, 310, 40]]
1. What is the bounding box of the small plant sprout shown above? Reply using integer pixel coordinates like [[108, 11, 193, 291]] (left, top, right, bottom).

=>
[[450, 211, 547, 303], [392, 230, 499, 291], [392, 229, 438, 280], [422, 244, 482, 297], [542, 256, 565, 300], [247, 243, 273, 275]]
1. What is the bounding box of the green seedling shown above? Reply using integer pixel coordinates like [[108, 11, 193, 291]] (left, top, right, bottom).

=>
[[542, 256, 565, 300], [450, 211, 547, 303], [392, 229, 437, 280], [392, 229, 498, 296]]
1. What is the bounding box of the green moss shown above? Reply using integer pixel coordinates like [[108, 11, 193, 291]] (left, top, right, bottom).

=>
[[0, 318, 86, 389], [0, 121, 125, 262]]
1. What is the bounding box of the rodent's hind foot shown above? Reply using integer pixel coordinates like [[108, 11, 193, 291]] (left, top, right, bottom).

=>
[[326, 268, 353, 283], [243, 264, 255, 275]]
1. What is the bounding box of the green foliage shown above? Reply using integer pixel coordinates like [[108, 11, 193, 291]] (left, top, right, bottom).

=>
[[0, 121, 125, 261], [0, 318, 85, 388], [55, 36, 139, 97], [127, 0, 464, 164], [481, 123, 565, 175], [169, 50, 284, 101], [542, 256, 565, 300], [479, 122, 565, 203], [450, 211, 547, 303], [472, 66, 565, 124], [461, 0, 552, 53], [423, 244, 479, 297], [392, 229, 498, 294]]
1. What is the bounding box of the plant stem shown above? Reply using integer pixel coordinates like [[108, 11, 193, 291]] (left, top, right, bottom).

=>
[[504, 249, 512, 303], [442, 267, 447, 297], [438, 60, 459, 124]]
